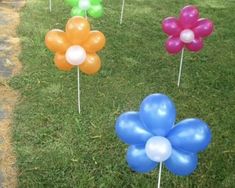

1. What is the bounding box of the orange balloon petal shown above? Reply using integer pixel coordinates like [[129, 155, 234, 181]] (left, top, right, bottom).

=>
[[82, 31, 106, 53], [45, 29, 70, 53], [66, 16, 90, 45], [54, 53, 73, 71], [79, 53, 101, 75]]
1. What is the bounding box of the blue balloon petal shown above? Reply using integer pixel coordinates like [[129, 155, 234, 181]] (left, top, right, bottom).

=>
[[115, 112, 153, 145], [165, 148, 198, 176], [126, 145, 157, 173], [167, 118, 211, 153], [139, 94, 176, 136]]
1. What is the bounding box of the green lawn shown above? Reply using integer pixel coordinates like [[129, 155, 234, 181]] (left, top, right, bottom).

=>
[[10, 0, 234, 187]]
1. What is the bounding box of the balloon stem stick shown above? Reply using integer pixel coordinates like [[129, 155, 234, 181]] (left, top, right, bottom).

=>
[[49, 0, 52, 12], [177, 48, 185, 87], [157, 162, 163, 188], [120, 0, 125, 24], [77, 67, 81, 114], [85, 10, 87, 19]]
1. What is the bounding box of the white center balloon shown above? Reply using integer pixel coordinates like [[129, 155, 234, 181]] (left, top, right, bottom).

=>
[[79, 0, 91, 11], [145, 136, 172, 162], [65, 45, 86, 66], [180, 29, 195, 43]]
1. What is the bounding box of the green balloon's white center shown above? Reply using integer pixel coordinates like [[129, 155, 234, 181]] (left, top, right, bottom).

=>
[[180, 29, 195, 43], [79, 0, 91, 11], [145, 136, 172, 162]]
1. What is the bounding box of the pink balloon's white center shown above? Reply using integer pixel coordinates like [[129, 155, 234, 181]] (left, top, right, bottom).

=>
[[180, 29, 195, 43]]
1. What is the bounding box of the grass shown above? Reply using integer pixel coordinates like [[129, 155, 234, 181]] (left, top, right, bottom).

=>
[[10, 0, 235, 187]]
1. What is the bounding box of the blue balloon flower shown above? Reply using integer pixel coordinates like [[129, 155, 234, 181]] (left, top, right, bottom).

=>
[[115, 93, 211, 176]]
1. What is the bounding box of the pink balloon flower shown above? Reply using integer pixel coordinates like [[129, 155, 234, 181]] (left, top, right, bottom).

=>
[[162, 5, 214, 54]]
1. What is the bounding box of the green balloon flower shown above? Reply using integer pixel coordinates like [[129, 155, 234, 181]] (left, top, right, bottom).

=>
[[90, 0, 102, 4], [88, 4, 103, 18], [69, 0, 104, 19], [65, 0, 78, 7], [71, 6, 86, 17]]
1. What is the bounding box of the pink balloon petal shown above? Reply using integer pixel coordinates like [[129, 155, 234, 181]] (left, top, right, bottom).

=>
[[162, 17, 182, 36], [186, 38, 204, 52], [165, 36, 184, 54], [193, 18, 214, 38], [179, 5, 199, 29]]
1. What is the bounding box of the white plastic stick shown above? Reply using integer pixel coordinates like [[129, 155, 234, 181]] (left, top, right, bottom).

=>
[[120, 0, 125, 24], [49, 0, 52, 12], [157, 162, 163, 188], [77, 67, 81, 113], [177, 48, 185, 87], [85, 10, 87, 19]]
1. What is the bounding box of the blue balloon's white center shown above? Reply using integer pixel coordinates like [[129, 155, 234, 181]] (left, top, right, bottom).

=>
[[145, 136, 172, 162], [180, 29, 195, 43]]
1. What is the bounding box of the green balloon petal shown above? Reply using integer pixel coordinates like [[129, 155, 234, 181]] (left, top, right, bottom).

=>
[[65, 0, 78, 7], [90, 0, 102, 5], [71, 7, 85, 17], [88, 4, 104, 18]]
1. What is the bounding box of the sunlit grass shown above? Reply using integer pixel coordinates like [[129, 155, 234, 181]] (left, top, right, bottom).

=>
[[10, 0, 235, 187]]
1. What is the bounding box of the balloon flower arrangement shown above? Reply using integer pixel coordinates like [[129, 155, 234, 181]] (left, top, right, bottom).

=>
[[65, 0, 104, 18], [162, 5, 214, 86], [45, 16, 106, 113], [115, 93, 211, 188]]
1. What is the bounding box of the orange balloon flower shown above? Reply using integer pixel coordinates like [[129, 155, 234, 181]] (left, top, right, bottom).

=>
[[54, 53, 73, 72], [79, 54, 101, 75], [45, 16, 106, 74]]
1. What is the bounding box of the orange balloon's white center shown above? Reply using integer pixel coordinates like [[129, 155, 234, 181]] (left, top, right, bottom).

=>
[[65, 45, 87, 66]]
